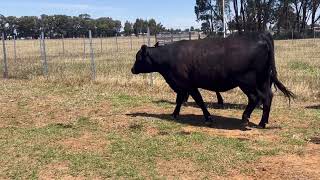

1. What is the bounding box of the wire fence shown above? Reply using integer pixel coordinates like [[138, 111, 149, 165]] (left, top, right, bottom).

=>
[[1, 30, 319, 89], [0, 30, 205, 85]]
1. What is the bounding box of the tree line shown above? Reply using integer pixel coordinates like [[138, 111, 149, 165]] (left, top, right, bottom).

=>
[[195, 0, 320, 38], [0, 14, 171, 39]]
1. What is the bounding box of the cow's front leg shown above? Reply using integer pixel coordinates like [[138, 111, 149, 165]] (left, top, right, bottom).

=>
[[189, 89, 212, 124], [182, 93, 190, 106], [172, 92, 188, 119], [216, 92, 224, 105]]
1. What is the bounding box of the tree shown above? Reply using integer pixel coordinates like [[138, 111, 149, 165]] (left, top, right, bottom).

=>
[[273, 0, 296, 34], [195, 0, 215, 33], [195, 0, 231, 34], [148, 19, 157, 35], [124, 21, 133, 36], [311, 0, 320, 30], [0, 14, 165, 38], [0, 14, 7, 33], [51, 15, 72, 37], [156, 23, 166, 33], [78, 14, 96, 37], [17, 16, 40, 38], [232, 0, 241, 32], [133, 19, 147, 35], [114, 20, 122, 34]]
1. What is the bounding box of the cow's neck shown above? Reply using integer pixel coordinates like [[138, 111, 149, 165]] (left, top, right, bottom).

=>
[[148, 48, 170, 74]]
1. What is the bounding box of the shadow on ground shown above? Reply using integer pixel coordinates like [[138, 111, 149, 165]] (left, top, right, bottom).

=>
[[153, 99, 247, 110], [306, 105, 320, 110], [127, 112, 258, 131]]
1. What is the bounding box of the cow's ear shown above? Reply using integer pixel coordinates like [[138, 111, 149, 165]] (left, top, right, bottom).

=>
[[141, 45, 148, 54], [154, 42, 159, 47]]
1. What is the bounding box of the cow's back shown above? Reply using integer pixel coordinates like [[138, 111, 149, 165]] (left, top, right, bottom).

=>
[[155, 35, 270, 91]]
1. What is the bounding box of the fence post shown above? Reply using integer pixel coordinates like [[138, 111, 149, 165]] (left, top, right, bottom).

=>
[[189, 31, 192, 40], [13, 35, 17, 63], [39, 36, 43, 59], [89, 30, 96, 80], [62, 35, 65, 55], [198, 32, 201, 40], [83, 35, 86, 61], [147, 27, 151, 47], [100, 34, 103, 53], [41, 32, 48, 77], [142, 34, 145, 45], [147, 27, 153, 86], [171, 32, 174, 43], [130, 35, 133, 50], [105, 35, 108, 52], [116, 33, 119, 52], [2, 33, 8, 79]]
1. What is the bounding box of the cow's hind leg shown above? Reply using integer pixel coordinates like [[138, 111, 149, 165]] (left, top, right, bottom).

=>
[[172, 92, 188, 119], [216, 92, 224, 105], [259, 88, 273, 129], [189, 89, 212, 124], [240, 88, 259, 127]]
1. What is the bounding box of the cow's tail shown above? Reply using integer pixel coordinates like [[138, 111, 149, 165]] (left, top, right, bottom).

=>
[[262, 32, 296, 103]]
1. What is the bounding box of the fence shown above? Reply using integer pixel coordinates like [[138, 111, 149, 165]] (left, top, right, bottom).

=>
[[156, 31, 202, 45], [0, 30, 202, 85], [1, 30, 320, 90]]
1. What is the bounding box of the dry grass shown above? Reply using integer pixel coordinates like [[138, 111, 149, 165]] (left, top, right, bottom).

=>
[[0, 37, 319, 179]]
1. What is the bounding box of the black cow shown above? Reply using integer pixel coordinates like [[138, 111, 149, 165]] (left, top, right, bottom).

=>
[[154, 42, 225, 106], [131, 32, 295, 128]]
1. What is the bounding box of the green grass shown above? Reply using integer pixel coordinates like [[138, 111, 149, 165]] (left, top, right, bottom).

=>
[[110, 93, 151, 111], [289, 61, 320, 76]]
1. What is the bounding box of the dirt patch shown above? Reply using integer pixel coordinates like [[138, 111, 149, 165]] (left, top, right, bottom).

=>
[[248, 144, 320, 180], [181, 122, 279, 143], [38, 161, 88, 180], [0, 91, 113, 128], [145, 126, 160, 136], [59, 132, 109, 152], [156, 158, 220, 179], [38, 162, 102, 180], [31, 100, 112, 128], [99, 114, 132, 132]]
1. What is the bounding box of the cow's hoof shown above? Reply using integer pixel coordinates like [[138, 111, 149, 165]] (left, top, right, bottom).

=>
[[218, 101, 224, 106], [204, 121, 213, 126], [204, 117, 214, 126], [171, 114, 178, 120], [241, 119, 249, 128], [258, 123, 266, 129]]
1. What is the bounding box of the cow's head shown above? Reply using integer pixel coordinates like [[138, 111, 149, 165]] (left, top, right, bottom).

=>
[[131, 45, 155, 74]]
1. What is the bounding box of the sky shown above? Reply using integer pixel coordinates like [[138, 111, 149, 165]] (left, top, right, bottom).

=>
[[1, 0, 201, 29]]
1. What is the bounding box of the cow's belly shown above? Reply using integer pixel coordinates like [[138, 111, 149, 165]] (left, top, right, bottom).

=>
[[192, 75, 238, 92]]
